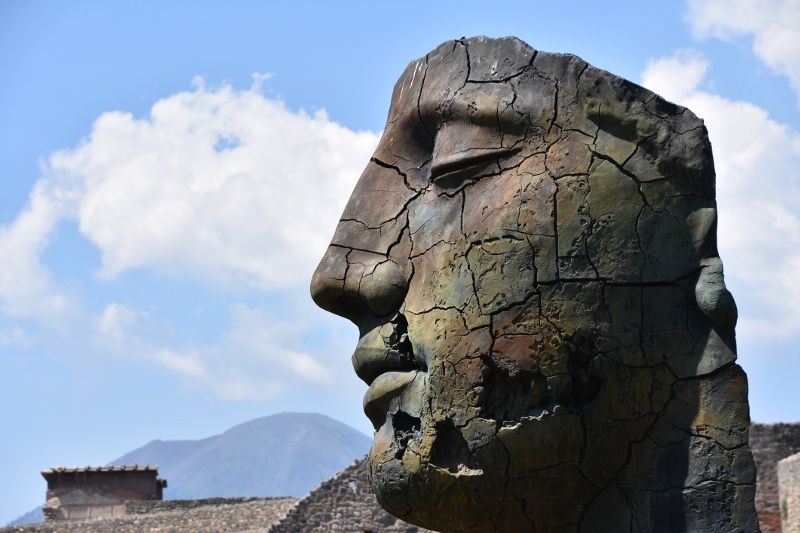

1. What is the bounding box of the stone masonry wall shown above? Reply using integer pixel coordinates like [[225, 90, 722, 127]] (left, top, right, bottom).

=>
[[267, 457, 432, 533], [125, 498, 269, 515], [5, 424, 800, 533], [778, 453, 800, 532], [0, 497, 296, 533], [751, 423, 800, 533]]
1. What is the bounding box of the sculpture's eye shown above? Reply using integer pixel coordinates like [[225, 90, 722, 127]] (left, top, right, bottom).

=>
[[430, 148, 518, 189], [429, 120, 523, 189]]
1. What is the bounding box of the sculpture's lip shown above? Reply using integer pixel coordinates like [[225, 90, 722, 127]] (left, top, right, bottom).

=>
[[363, 370, 422, 430], [351, 313, 423, 429], [352, 346, 420, 385], [351, 314, 420, 385]]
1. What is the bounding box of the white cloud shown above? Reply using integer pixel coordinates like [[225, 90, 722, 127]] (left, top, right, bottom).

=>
[[0, 324, 27, 346], [687, 0, 800, 100], [642, 52, 800, 344], [44, 76, 378, 289], [0, 76, 377, 399], [642, 50, 709, 103], [0, 180, 75, 328], [89, 300, 338, 401], [150, 303, 333, 401], [93, 303, 169, 355]]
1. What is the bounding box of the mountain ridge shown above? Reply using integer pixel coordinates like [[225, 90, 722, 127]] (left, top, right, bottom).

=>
[[114, 412, 371, 499], [7, 412, 371, 526]]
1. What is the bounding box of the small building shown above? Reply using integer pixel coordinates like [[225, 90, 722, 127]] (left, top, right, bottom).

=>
[[41, 465, 167, 521]]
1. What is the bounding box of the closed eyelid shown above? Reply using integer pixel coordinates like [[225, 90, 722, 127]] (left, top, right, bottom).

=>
[[430, 148, 517, 185]]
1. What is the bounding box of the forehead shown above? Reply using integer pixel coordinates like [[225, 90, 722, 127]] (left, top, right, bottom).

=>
[[388, 38, 548, 138], [366, 36, 720, 285], [374, 38, 555, 180]]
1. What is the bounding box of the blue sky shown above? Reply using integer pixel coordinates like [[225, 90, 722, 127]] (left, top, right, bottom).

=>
[[1, 0, 799, 524]]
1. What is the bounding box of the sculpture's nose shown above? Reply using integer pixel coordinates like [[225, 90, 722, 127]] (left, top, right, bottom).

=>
[[310, 149, 417, 325], [311, 245, 409, 324]]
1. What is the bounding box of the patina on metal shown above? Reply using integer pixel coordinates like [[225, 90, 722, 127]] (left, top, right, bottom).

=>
[[311, 36, 759, 532]]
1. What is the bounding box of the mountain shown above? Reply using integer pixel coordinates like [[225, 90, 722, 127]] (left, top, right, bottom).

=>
[[6, 507, 43, 527], [7, 412, 371, 525], [113, 412, 371, 499]]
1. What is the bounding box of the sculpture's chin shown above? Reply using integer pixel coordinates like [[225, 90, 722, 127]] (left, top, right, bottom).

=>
[[367, 454, 492, 533], [365, 414, 478, 531], [366, 410, 601, 532]]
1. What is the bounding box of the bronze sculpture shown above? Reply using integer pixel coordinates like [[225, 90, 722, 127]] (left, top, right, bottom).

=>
[[311, 36, 759, 532]]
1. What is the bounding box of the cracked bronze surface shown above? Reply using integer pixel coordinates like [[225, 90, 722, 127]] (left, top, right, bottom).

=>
[[310, 36, 759, 532]]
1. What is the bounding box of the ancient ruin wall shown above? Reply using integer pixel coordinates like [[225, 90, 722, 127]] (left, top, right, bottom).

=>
[[751, 423, 800, 533], [0, 497, 296, 533], [267, 457, 432, 533], [5, 427, 800, 533], [778, 453, 800, 532], [0, 459, 428, 533]]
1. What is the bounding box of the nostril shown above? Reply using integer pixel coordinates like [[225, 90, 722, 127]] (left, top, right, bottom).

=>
[[310, 246, 410, 322]]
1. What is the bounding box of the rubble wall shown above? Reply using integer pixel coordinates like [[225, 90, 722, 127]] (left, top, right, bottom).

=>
[[751, 423, 800, 533], [1, 497, 296, 533], [266, 457, 431, 533]]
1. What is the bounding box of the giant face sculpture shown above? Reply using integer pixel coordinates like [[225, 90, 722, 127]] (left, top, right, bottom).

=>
[[311, 37, 759, 532]]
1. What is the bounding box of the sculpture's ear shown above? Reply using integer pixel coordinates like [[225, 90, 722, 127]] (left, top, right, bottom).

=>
[[695, 257, 738, 330]]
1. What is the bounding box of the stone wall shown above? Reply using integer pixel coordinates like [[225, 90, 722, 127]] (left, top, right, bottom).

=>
[[125, 497, 270, 515], [0, 497, 296, 533], [6, 424, 800, 532], [268, 425, 800, 533], [266, 457, 431, 533], [751, 423, 800, 533], [778, 453, 800, 532]]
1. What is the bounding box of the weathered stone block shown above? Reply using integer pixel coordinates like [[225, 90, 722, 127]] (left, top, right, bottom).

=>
[[779, 453, 800, 532]]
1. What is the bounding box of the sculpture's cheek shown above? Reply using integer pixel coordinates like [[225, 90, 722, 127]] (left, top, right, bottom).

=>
[[406, 189, 463, 256], [461, 167, 530, 243], [497, 413, 585, 475], [466, 239, 537, 315]]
